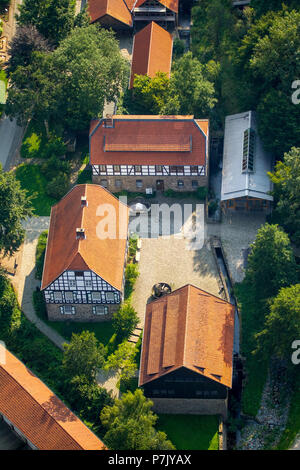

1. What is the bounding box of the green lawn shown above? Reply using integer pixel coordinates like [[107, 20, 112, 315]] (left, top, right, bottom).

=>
[[156, 415, 219, 450], [235, 281, 268, 416], [15, 163, 57, 216], [33, 290, 117, 353], [20, 120, 48, 159]]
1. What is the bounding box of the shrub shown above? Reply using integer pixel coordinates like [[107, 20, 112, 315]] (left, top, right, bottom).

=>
[[40, 156, 71, 180], [173, 38, 185, 58], [35, 230, 48, 279], [113, 301, 139, 341], [196, 186, 208, 200], [124, 263, 139, 299], [46, 172, 70, 199]]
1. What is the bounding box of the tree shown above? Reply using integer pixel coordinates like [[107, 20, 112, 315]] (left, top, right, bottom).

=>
[[268, 147, 300, 245], [65, 374, 113, 433], [46, 172, 70, 199], [0, 166, 34, 257], [6, 25, 53, 75], [100, 389, 175, 450], [131, 53, 217, 118], [132, 72, 171, 115], [63, 331, 105, 381], [105, 341, 137, 382], [234, 8, 300, 156], [255, 284, 300, 362], [245, 224, 298, 302], [251, 0, 299, 17], [113, 301, 139, 341], [6, 25, 128, 131], [165, 52, 217, 116], [17, 0, 76, 46]]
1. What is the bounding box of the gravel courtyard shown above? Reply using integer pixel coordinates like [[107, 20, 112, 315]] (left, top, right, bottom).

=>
[[131, 235, 221, 325]]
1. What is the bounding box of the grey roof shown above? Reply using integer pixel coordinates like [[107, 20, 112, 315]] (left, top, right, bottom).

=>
[[221, 111, 274, 202]]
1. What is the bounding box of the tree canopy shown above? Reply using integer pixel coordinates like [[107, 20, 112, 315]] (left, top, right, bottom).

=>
[[269, 147, 300, 246], [0, 165, 34, 257], [17, 0, 77, 46], [100, 389, 175, 450], [6, 25, 128, 131], [255, 284, 300, 362], [62, 331, 105, 382], [245, 223, 298, 302]]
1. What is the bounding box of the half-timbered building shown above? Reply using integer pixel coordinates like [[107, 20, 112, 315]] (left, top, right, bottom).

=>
[[41, 184, 129, 322], [139, 284, 235, 417], [90, 115, 209, 193], [132, 0, 178, 27]]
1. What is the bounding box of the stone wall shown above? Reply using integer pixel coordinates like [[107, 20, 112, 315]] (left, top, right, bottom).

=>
[[46, 303, 119, 322], [92, 175, 208, 193], [151, 398, 228, 419]]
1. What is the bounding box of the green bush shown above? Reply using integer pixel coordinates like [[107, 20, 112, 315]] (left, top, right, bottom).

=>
[[196, 186, 208, 200], [112, 301, 139, 341], [124, 263, 139, 300], [46, 172, 70, 199], [40, 156, 71, 180], [35, 231, 48, 280]]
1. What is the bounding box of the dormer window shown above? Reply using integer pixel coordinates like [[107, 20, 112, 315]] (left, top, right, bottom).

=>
[[81, 196, 88, 208], [76, 228, 86, 240]]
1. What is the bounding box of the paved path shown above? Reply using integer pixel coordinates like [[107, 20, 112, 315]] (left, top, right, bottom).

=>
[[9, 217, 66, 350], [0, 116, 24, 170]]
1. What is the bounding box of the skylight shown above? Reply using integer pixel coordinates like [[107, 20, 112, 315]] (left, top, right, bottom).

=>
[[242, 128, 255, 172]]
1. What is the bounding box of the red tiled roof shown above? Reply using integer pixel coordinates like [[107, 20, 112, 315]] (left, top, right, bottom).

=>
[[90, 116, 208, 166], [88, 0, 133, 27], [129, 22, 173, 88], [0, 347, 106, 450], [139, 285, 235, 388], [133, 0, 178, 13], [41, 184, 129, 291]]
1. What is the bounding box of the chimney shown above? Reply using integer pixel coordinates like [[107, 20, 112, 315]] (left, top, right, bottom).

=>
[[103, 114, 114, 128], [76, 228, 86, 240], [81, 196, 88, 208]]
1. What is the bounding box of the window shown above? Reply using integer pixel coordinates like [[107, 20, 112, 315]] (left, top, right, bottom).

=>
[[242, 128, 255, 172], [75, 271, 83, 277], [177, 166, 184, 175], [100, 165, 106, 172], [191, 166, 198, 175], [92, 292, 101, 301], [100, 179, 108, 188], [69, 280, 76, 288], [93, 305, 108, 315], [65, 292, 73, 302], [54, 291, 62, 302], [136, 180, 143, 189], [135, 165, 141, 173], [115, 179, 122, 188], [113, 165, 120, 173], [106, 292, 115, 302], [170, 165, 177, 174], [192, 180, 198, 188], [156, 165, 162, 173], [177, 180, 184, 188], [85, 279, 92, 288], [60, 306, 75, 315]]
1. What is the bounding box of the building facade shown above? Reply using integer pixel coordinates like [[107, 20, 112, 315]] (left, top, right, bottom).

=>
[[132, 0, 178, 27], [90, 115, 209, 193], [41, 184, 129, 322], [139, 284, 235, 417]]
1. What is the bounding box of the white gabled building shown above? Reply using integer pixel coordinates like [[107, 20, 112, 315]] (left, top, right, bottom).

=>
[[221, 111, 274, 212]]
